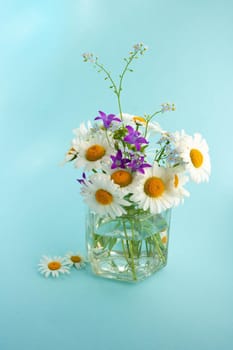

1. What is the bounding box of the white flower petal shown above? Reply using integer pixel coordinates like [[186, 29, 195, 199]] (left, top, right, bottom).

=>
[[38, 255, 71, 278]]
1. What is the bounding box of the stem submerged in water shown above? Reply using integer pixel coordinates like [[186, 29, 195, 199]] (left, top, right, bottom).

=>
[[153, 235, 166, 265], [88, 209, 171, 282], [122, 219, 137, 281]]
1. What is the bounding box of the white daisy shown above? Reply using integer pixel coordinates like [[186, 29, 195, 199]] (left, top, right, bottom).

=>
[[63, 121, 97, 164], [74, 133, 114, 171], [81, 173, 131, 218], [130, 162, 175, 214], [64, 146, 79, 163], [102, 165, 135, 195], [160, 230, 168, 246], [147, 121, 166, 135], [64, 252, 87, 269], [174, 131, 211, 183], [72, 121, 95, 142], [117, 113, 135, 126], [117, 113, 165, 135], [172, 129, 188, 147], [168, 168, 190, 206], [128, 114, 148, 127], [38, 256, 70, 278]]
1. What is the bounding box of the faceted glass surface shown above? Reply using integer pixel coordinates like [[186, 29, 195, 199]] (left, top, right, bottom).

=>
[[86, 208, 172, 282]]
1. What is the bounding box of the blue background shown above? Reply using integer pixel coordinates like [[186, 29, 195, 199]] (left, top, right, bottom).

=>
[[1, 0, 233, 349]]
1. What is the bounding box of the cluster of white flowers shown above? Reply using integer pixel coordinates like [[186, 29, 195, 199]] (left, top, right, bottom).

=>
[[161, 102, 176, 113], [65, 43, 211, 220], [65, 112, 211, 219], [82, 52, 95, 63], [132, 42, 148, 54]]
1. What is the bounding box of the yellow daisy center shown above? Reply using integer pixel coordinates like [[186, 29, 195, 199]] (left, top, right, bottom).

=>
[[95, 189, 113, 205], [144, 177, 165, 198], [190, 149, 203, 168], [48, 261, 61, 271], [174, 174, 179, 188], [133, 115, 146, 124], [161, 236, 167, 244], [86, 144, 106, 161], [111, 170, 132, 187], [71, 255, 82, 263]]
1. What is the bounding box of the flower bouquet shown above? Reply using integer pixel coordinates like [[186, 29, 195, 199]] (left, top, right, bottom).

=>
[[65, 43, 211, 282]]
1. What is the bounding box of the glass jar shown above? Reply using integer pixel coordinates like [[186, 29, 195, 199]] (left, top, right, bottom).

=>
[[86, 207, 171, 282]]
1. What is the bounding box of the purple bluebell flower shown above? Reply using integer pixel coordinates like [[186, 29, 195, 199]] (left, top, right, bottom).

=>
[[123, 125, 148, 151], [77, 172, 87, 185], [110, 150, 130, 169], [95, 111, 121, 129], [128, 155, 151, 174]]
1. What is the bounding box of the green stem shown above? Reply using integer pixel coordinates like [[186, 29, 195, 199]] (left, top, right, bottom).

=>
[[117, 51, 139, 120], [117, 95, 123, 121], [118, 54, 137, 93], [150, 109, 162, 119], [155, 140, 169, 162], [121, 239, 130, 265], [95, 61, 118, 95], [94, 51, 142, 122], [105, 129, 112, 147], [123, 220, 137, 281], [145, 239, 150, 256], [154, 235, 166, 265], [144, 110, 162, 138], [94, 60, 123, 121]]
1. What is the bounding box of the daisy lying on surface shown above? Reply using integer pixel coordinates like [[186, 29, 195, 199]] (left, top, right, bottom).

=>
[[38, 253, 87, 278]]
